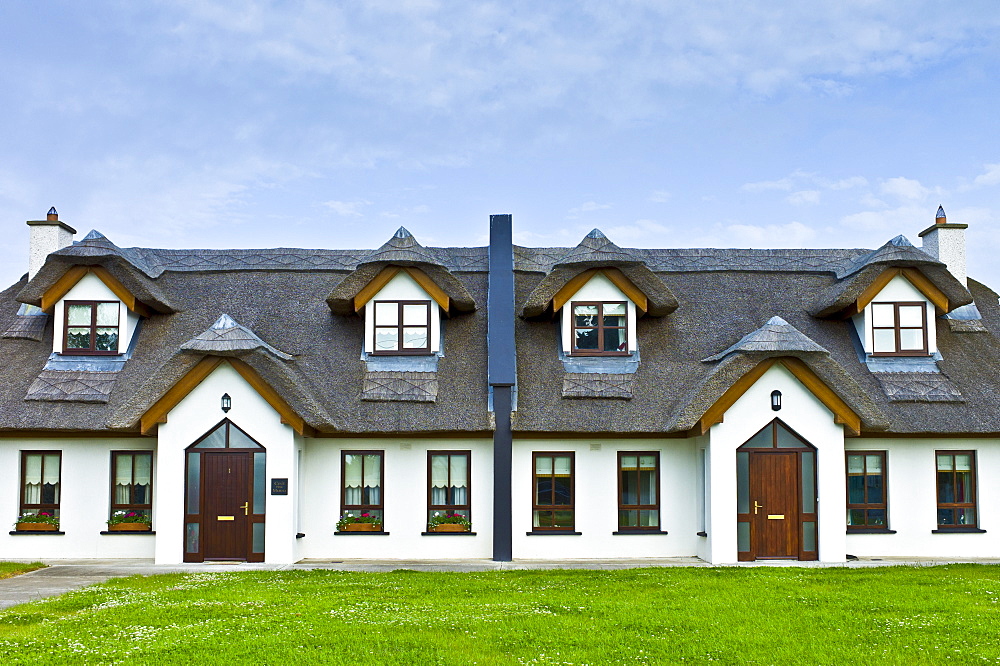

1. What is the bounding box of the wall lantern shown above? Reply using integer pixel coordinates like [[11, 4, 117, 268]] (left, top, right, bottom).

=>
[[221, 393, 232, 413], [771, 390, 782, 411]]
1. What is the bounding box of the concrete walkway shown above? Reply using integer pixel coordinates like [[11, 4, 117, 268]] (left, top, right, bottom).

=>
[[2, 556, 999, 609]]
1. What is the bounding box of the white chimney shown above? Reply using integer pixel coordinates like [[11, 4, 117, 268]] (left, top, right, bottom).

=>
[[26, 207, 76, 280], [919, 205, 968, 286]]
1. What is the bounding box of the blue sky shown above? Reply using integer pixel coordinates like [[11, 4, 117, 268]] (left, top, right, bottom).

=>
[[2, 2, 1000, 289]]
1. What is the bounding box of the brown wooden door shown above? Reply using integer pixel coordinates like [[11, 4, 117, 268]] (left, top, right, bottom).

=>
[[202, 452, 251, 560], [749, 452, 799, 559]]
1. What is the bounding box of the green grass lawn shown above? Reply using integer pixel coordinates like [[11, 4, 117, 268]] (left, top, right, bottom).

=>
[[0, 563, 45, 580], [0, 565, 998, 664]]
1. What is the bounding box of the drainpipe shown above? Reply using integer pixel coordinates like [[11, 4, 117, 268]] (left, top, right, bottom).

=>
[[488, 214, 516, 562]]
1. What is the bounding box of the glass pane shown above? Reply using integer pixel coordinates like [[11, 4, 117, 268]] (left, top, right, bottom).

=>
[[375, 328, 399, 351], [96, 302, 119, 326], [620, 456, 637, 470], [639, 509, 658, 528], [801, 452, 815, 513], [553, 476, 571, 505], [603, 314, 625, 327], [639, 456, 656, 469], [95, 328, 118, 351], [402, 327, 428, 348], [574, 328, 598, 350], [450, 455, 468, 488], [867, 509, 886, 526], [848, 475, 865, 504], [185, 523, 199, 553], [955, 454, 972, 471], [736, 452, 749, 513], [402, 303, 427, 325], [898, 305, 923, 327], [603, 327, 625, 352], [363, 455, 381, 487], [604, 303, 626, 316], [186, 453, 200, 513], [847, 508, 866, 526], [847, 454, 864, 474], [937, 471, 954, 503], [535, 457, 552, 475], [865, 454, 882, 474], [66, 328, 91, 349], [639, 470, 656, 504], [938, 508, 954, 525], [252, 523, 265, 554], [956, 508, 976, 526], [229, 425, 263, 449], [898, 328, 923, 351], [430, 455, 449, 487], [574, 304, 598, 318], [737, 522, 750, 551], [193, 424, 227, 448], [803, 522, 816, 551], [776, 425, 802, 448], [937, 454, 953, 471], [873, 329, 896, 353], [374, 302, 398, 326], [741, 426, 772, 449], [554, 457, 572, 475], [67, 304, 91, 326], [621, 471, 637, 505], [253, 452, 266, 514], [619, 509, 637, 527], [954, 471, 972, 503], [866, 473, 883, 504], [871, 303, 895, 327], [553, 510, 574, 528]]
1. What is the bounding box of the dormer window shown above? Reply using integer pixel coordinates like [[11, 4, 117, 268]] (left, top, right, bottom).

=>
[[373, 300, 432, 354], [871, 302, 928, 356], [64, 300, 120, 354], [571, 301, 628, 355]]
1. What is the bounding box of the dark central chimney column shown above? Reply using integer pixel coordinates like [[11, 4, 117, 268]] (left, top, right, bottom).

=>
[[488, 214, 515, 562]]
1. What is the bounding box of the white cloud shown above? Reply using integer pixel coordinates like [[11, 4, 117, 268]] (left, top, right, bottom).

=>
[[321, 200, 370, 217], [828, 176, 868, 190], [604, 219, 671, 244], [787, 190, 821, 205], [567, 201, 612, 217], [741, 177, 794, 193], [648, 190, 671, 203], [724, 221, 817, 247], [973, 164, 1000, 188], [879, 176, 930, 202]]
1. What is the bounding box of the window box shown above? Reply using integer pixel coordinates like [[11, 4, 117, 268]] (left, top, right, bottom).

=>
[[15, 522, 57, 532], [108, 523, 151, 532], [340, 522, 382, 532], [429, 523, 469, 533]]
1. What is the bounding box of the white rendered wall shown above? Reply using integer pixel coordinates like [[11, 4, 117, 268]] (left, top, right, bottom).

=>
[[559, 272, 638, 354], [363, 271, 442, 354], [0, 437, 155, 559], [52, 272, 140, 354], [705, 363, 847, 564], [852, 275, 937, 355], [846, 437, 1000, 558], [154, 361, 298, 564], [298, 438, 493, 559], [511, 438, 699, 559]]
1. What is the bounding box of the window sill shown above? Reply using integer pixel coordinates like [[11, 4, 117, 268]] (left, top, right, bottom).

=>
[[567, 352, 631, 358], [526, 531, 582, 536], [612, 530, 668, 535], [334, 531, 391, 536], [696, 531, 708, 537], [847, 529, 897, 534], [932, 528, 986, 534], [421, 531, 478, 536], [100, 530, 156, 535], [9, 530, 64, 535]]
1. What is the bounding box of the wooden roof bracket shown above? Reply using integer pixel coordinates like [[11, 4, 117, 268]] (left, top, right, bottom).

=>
[[40, 265, 153, 317], [551, 267, 648, 316], [352, 266, 451, 315]]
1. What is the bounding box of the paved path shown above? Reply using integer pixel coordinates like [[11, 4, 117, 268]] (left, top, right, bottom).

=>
[[1, 556, 998, 609]]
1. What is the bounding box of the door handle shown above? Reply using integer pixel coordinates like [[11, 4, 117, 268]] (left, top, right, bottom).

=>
[[240, 502, 249, 516], [753, 501, 763, 515]]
